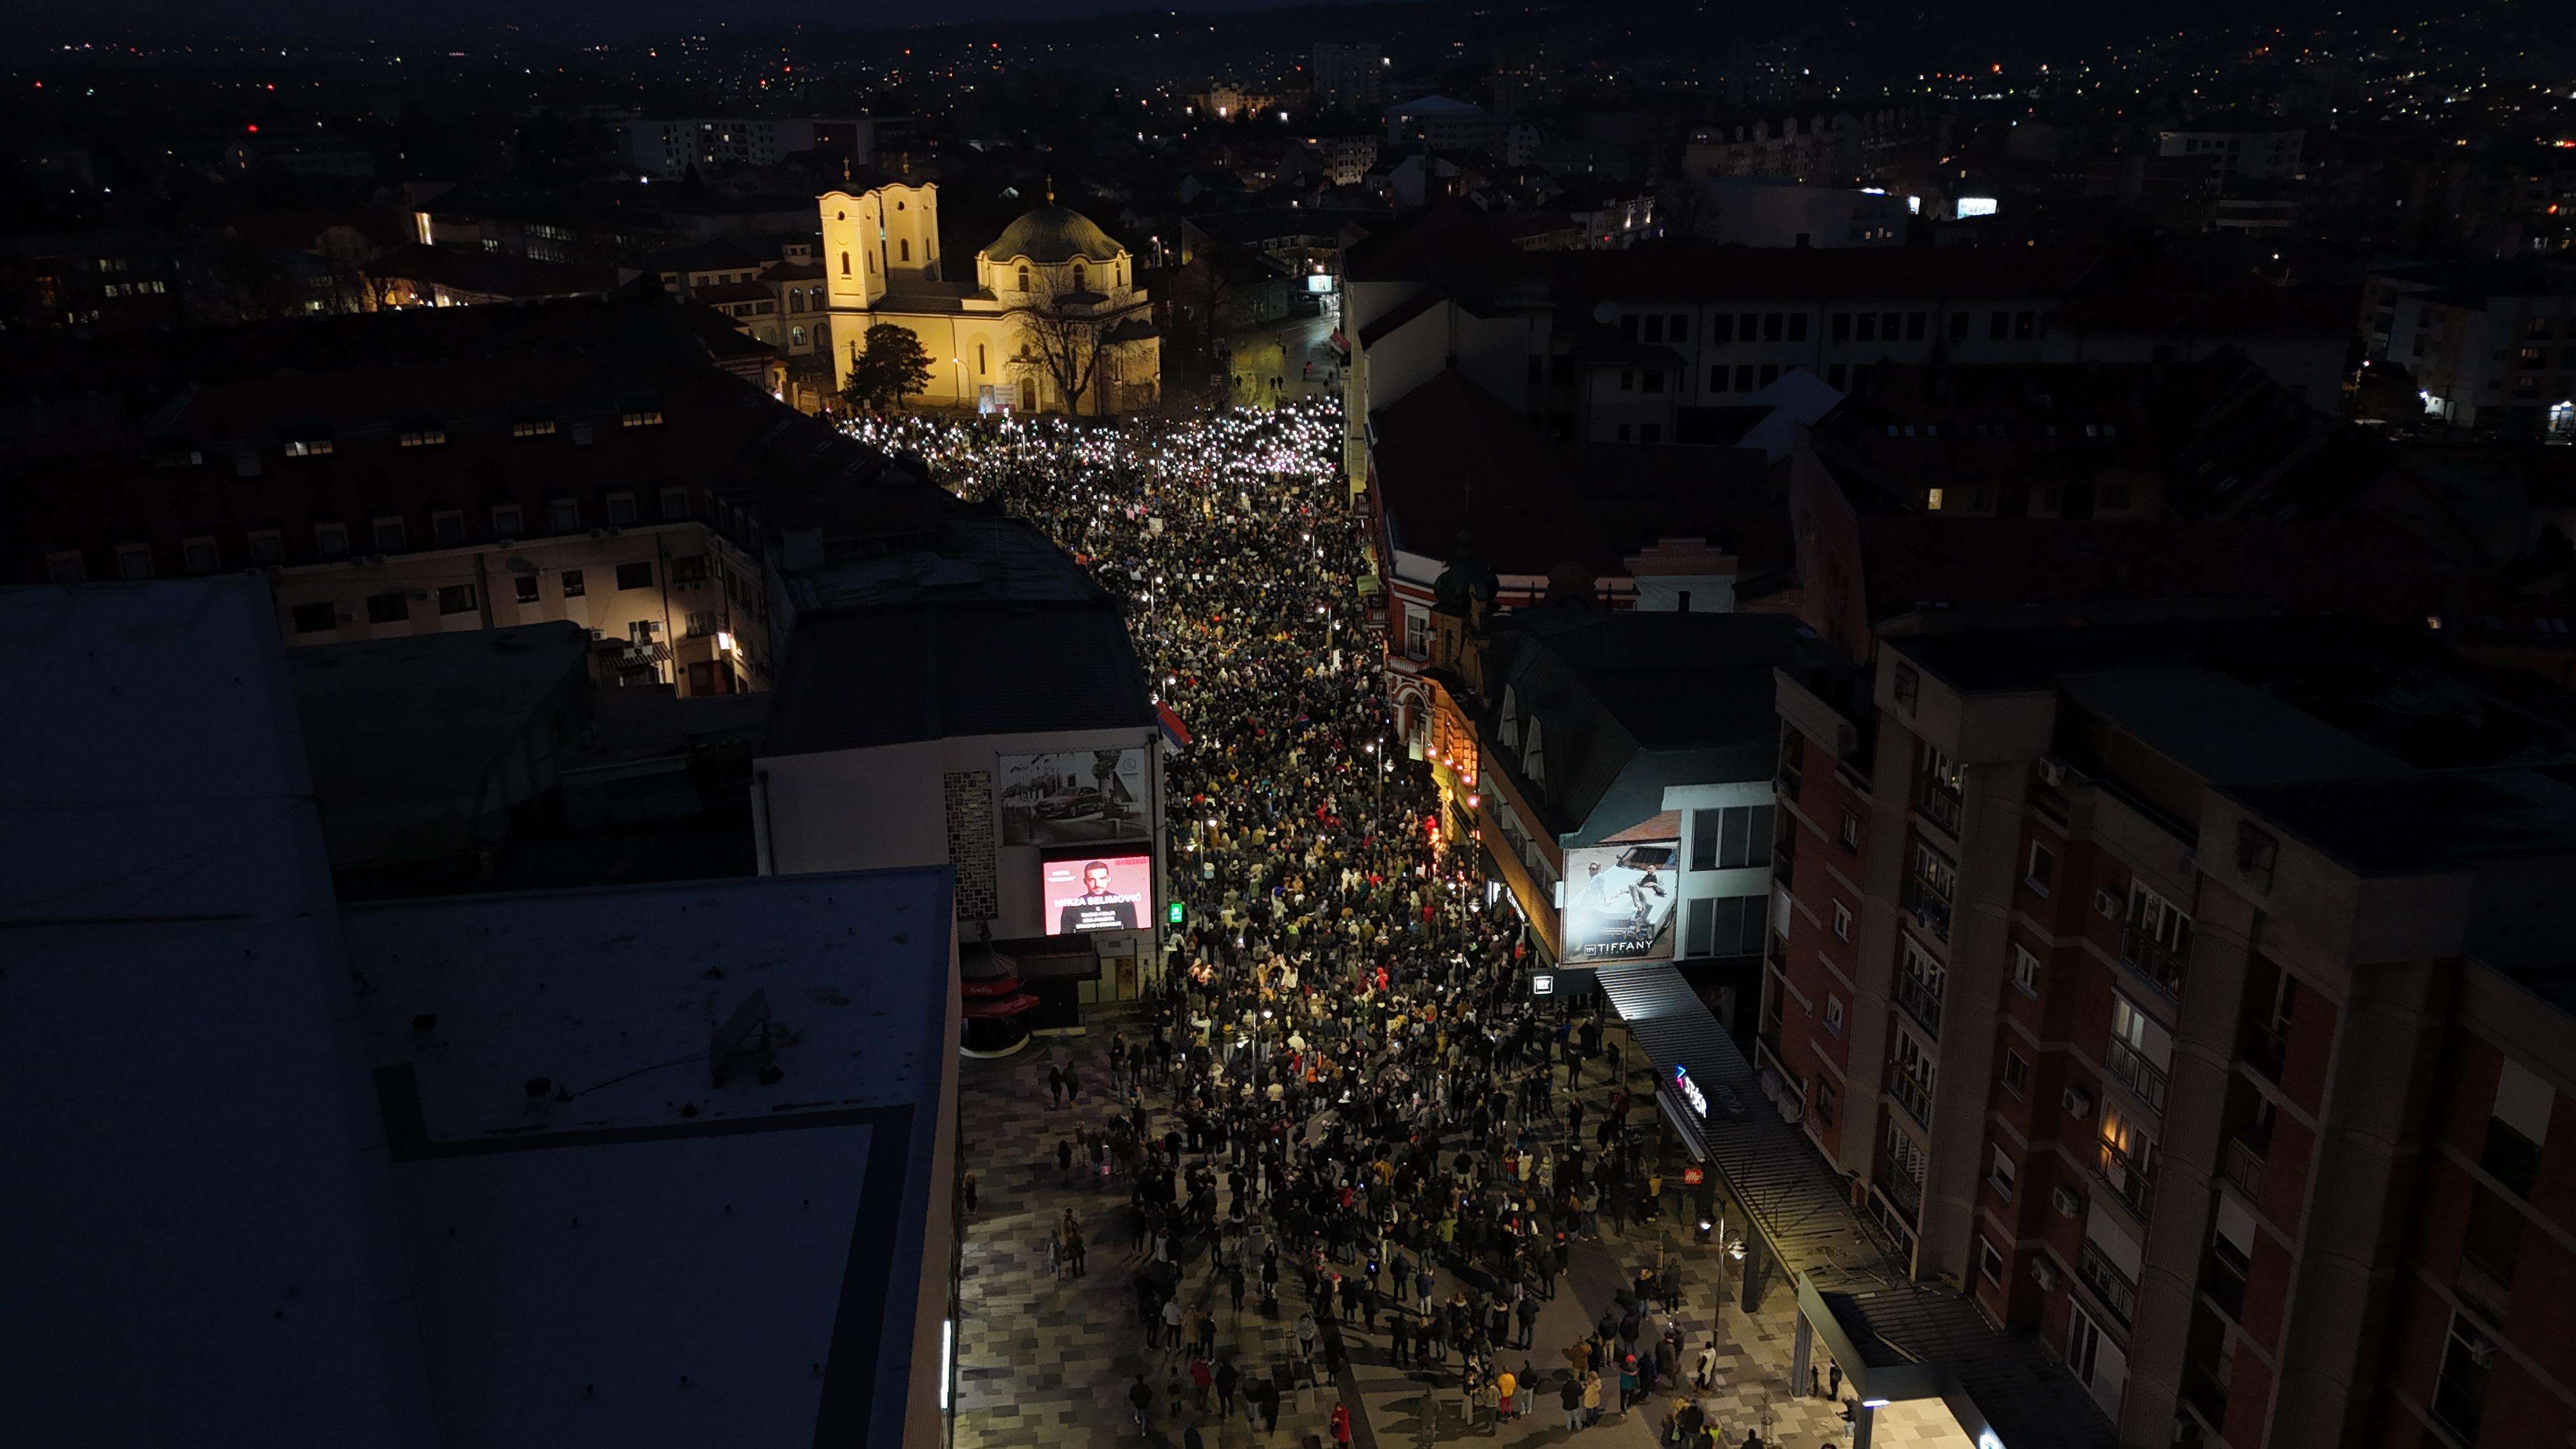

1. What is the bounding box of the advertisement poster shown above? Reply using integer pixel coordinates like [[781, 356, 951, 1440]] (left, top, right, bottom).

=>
[[1043, 854, 1154, 936], [1562, 840, 1678, 964], [998, 749, 1149, 846]]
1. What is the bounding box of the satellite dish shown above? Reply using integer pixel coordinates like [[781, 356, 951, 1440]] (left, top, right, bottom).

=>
[[1591, 301, 1619, 325]]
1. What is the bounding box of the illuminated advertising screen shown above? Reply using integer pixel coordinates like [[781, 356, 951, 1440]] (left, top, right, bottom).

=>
[[1561, 840, 1678, 964], [998, 749, 1150, 847], [1042, 853, 1153, 935], [1956, 196, 1998, 218]]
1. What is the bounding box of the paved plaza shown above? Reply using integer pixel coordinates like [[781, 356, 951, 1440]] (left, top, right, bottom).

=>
[[954, 1009, 1860, 1449]]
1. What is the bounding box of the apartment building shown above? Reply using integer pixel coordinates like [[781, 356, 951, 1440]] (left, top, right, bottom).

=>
[[2364, 260, 2576, 439], [1342, 230, 2354, 468], [1762, 609, 2576, 1448], [1312, 42, 1389, 113], [9, 295, 933, 696], [623, 116, 888, 180]]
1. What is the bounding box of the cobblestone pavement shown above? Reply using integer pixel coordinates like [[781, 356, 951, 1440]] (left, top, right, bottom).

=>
[[954, 1013, 1860, 1449]]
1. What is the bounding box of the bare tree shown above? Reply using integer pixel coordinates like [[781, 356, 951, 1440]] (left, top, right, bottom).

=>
[[1012, 268, 1145, 417]]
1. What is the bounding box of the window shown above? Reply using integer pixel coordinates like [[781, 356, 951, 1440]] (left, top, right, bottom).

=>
[[1823, 996, 1845, 1036], [621, 407, 664, 429], [1620, 370, 1636, 392], [1710, 314, 1733, 342], [112, 544, 154, 579], [2013, 944, 2042, 997], [512, 416, 556, 440], [1892, 663, 1919, 712], [1735, 365, 1755, 391], [2002, 1048, 2030, 1098], [1907, 312, 1927, 340], [1759, 364, 1779, 387], [1689, 804, 1774, 870], [2014, 310, 2037, 340], [514, 575, 540, 604], [671, 554, 709, 585], [1839, 809, 1859, 852], [2027, 841, 2056, 896], [1827, 364, 1848, 389], [548, 498, 580, 533], [1990, 1147, 2017, 1200], [1404, 605, 1430, 661], [1813, 1078, 1837, 1127], [47, 550, 87, 584], [1643, 370, 1665, 394], [181, 537, 219, 572], [429, 510, 464, 547], [1832, 312, 1852, 341], [1071, 260, 1084, 289], [1881, 311, 1899, 339], [1927, 487, 1945, 511], [1831, 901, 1852, 942], [1949, 310, 1970, 341], [560, 569, 586, 599], [2433, 1311, 2494, 1439], [1709, 365, 1728, 392], [491, 503, 523, 539], [1670, 312, 1687, 338], [371, 517, 406, 553], [841, 250, 850, 275], [397, 425, 447, 448], [291, 601, 337, 634], [314, 523, 349, 558], [606, 492, 638, 526], [1989, 310, 2011, 341], [432, 583, 473, 616], [1788, 312, 1808, 341], [659, 486, 689, 520], [244, 530, 280, 565], [284, 436, 334, 457], [367, 592, 410, 624], [1979, 1237, 2005, 1283], [902, 239, 914, 263], [615, 560, 656, 590], [1763, 313, 1784, 341]]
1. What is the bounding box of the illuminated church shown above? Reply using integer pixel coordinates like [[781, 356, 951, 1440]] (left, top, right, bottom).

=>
[[818, 181, 1160, 414]]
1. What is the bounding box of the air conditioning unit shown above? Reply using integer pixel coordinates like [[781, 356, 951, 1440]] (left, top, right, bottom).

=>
[[2094, 887, 2122, 918], [2037, 756, 2067, 788], [2031, 1258, 2059, 1291], [2062, 1086, 2094, 1121], [2052, 1186, 2082, 1219]]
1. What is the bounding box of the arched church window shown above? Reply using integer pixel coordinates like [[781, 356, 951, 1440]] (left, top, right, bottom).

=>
[[792, 326, 807, 346], [900, 240, 911, 262], [1018, 264, 1031, 292], [840, 251, 850, 275], [788, 291, 803, 313], [1073, 261, 1088, 291]]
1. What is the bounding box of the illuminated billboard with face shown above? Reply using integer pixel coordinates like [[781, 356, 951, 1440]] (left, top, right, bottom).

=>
[[1042, 853, 1153, 935]]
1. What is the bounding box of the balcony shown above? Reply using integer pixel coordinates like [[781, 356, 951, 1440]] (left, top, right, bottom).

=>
[[1873, 1160, 1924, 1225], [2097, 1135, 2156, 1220], [1774, 843, 1797, 889], [2240, 1018, 2289, 1083], [2103, 1036, 2170, 1114], [1776, 762, 1804, 804], [2119, 922, 2189, 1000], [1912, 774, 1963, 834], [1895, 972, 1944, 1041], [2076, 1239, 2140, 1326], [2181, 1361, 2231, 1429], [2203, 1246, 2248, 1322], [2220, 1134, 2267, 1201], [1901, 873, 1953, 943], [1889, 1072, 1934, 1131]]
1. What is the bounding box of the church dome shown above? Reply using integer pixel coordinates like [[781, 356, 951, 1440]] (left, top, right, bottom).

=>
[[984, 204, 1124, 265]]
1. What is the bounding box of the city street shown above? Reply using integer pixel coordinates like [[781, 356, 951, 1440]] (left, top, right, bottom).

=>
[[1223, 308, 1344, 409], [869, 399, 1862, 1449]]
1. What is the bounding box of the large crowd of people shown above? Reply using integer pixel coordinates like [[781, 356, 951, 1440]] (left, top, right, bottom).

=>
[[855, 401, 1796, 1449]]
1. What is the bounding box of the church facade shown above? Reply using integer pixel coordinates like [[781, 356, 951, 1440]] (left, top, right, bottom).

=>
[[818, 181, 1161, 415]]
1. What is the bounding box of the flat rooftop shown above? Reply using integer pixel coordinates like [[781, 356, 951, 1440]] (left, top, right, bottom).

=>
[[349, 869, 952, 1138], [349, 866, 955, 1449]]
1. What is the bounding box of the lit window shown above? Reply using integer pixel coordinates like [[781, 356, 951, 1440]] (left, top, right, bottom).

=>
[[284, 437, 334, 457], [621, 408, 664, 428], [1927, 487, 1945, 511], [512, 417, 556, 438], [397, 426, 447, 448]]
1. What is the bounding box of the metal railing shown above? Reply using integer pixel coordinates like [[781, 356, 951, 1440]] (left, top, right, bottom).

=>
[[2097, 1135, 2156, 1220], [2203, 1246, 2248, 1322], [2103, 1036, 2169, 1113], [2076, 1238, 2139, 1326], [2120, 922, 2189, 999], [1901, 874, 1953, 943], [2241, 1019, 2289, 1082], [1889, 1072, 1934, 1131], [1896, 972, 1944, 1040], [1913, 773, 1963, 834], [1873, 1161, 1924, 1224]]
